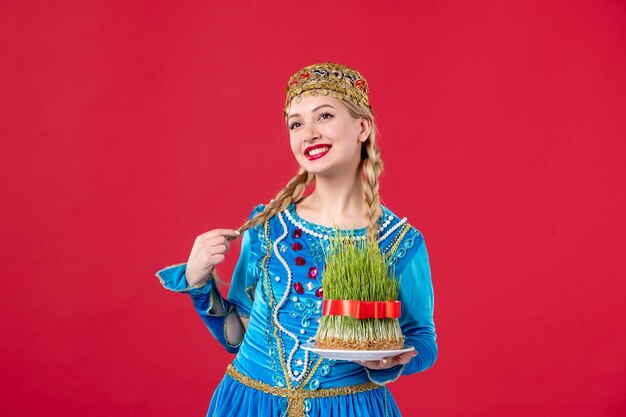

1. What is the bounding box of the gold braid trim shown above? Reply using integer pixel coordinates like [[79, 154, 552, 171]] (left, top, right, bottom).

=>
[[226, 364, 380, 416], [260, 219, 294, 389], [384, 223, 411, 258], [261, 218, 324, 392]]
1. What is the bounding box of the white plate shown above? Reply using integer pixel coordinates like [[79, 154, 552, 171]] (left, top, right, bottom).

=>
[[302, 342, 415, 361]]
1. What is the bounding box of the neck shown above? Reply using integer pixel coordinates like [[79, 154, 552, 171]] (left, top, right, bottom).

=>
[[302, 167, 370, 228]]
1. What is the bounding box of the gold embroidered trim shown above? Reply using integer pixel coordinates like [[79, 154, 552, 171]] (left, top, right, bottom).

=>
[[284, 62, 370, 117], [155, 262, 215, 293], [206, 287, 224, 316], [260, 219, 325, 391], [226, 364, 380, 416], [244, 282, 257, 303], [364, 363, 406, 386], [383, 223, 411, 259]]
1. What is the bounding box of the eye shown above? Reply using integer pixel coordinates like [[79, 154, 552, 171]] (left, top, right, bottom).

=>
[[289, 122, 301, 130], [318, 112, 334, 120]]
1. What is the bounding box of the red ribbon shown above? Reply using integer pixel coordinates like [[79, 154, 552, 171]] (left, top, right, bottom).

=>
[[322, 299, 401, 319]]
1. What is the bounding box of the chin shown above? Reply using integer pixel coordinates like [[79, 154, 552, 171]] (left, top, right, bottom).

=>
[[304, 165, 340, 178], [299, 157, 326, 171], [300, 165, 324, 175]]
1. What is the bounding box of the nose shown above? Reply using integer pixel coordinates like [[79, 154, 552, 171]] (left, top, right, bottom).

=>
[[303, 124, 320, 143]]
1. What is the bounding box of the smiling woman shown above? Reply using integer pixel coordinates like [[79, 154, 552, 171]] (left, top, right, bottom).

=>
[[287, 95, 371, 184], [155, 62, 437, 417]]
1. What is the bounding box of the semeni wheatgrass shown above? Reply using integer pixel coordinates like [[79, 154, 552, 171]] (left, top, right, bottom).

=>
[[315, 228, 405, 350]]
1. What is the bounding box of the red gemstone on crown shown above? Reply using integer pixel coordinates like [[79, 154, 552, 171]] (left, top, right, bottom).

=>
[[293, 228, 302, 238], [294, 282, 305, 294], [292, 242, 303, 251], [296, 257, 306, 266], [315, 287, 323, 298], [308, 267, 318, 279]]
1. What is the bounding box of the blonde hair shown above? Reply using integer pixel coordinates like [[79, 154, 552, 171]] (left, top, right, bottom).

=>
[[211, 94, 384, 286], [235, 92, 384, 241]]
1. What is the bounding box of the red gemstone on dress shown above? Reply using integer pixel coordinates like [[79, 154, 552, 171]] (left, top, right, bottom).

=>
[[315, 287, 323, 298], [308, 267, 318, 279], [293, 228, 302, 238], [296, 257, 306, 266], [292, 242, 303, 251], [294, 282, 305, 294]]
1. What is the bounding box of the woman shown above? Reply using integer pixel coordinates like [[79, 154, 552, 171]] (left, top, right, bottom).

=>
[[156, 62, 438, 416]]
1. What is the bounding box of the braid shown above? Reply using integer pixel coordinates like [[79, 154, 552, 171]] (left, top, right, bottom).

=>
[[228, 93, 382, 244], [236, 167, 314, 235], [215, 87, 386, 284], [213, 168, 313, 286], [362, 134, 384, 241]]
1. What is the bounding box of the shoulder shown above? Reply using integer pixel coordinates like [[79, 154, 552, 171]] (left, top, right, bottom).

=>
[[380, 204, 425, 241], [380, 205, 427, 270], [249, 203, 266, 219], [245, 202, 290, 234], [249, 201, 295, 226], [239, 204, 267, 241]]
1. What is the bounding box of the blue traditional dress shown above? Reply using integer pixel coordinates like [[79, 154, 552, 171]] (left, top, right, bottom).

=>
[[156, 202, 437, 417]]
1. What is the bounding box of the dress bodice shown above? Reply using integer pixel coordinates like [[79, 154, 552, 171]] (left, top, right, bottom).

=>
[[156, 201, 436, 393], [229, 202, 434, 389]]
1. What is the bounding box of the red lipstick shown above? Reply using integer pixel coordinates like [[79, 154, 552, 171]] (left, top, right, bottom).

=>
[[305, 144, 332, 160]]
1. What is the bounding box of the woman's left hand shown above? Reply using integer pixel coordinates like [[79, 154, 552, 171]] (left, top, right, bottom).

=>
[[355, 349, 417, 370]]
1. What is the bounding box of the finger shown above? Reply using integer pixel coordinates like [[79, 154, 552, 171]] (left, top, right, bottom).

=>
[[225, 233, 240, 242], [198, 229, 241, 241], [355, 360, 374, 367], [209, 254, 225, 265], [225, 229, 242, 241], [208, 239, 231, 253], [202, 235, 235, 249], [210, 243, 228, 254], [395, 351, 417, 364]]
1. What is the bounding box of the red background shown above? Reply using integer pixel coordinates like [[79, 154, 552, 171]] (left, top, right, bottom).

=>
[[1, 1, 625, 416]]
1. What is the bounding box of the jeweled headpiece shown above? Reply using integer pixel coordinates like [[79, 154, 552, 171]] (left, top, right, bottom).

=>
[[283, 62, 370, 118]]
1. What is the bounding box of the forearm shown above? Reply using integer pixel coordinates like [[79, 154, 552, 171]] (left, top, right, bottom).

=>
[[402, 334, 438, 374], [155, 263, 245, 353], [189, 286, 246, 353]]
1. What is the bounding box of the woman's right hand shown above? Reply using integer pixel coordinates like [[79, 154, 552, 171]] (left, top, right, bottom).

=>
[[185, 229, 240, 287]]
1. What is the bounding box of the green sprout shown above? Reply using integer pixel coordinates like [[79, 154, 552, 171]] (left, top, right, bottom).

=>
[[315, 228, 405, 350]]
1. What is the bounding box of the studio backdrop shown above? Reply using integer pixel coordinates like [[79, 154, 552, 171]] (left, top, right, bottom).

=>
[[1, 1, 625, 416]]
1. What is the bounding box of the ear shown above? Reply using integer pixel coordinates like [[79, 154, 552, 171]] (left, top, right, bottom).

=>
[[358, 117, 371, 142]]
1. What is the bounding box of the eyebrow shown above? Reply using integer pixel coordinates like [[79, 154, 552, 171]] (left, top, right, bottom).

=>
[[287, 104, 336, 121]]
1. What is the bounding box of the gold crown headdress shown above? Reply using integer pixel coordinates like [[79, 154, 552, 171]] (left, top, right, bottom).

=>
[[283, 62, 370, 118]]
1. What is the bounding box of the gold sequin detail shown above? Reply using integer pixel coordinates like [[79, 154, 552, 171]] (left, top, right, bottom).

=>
[[226, 364, 380, 416], [284, 62, 370, 117]]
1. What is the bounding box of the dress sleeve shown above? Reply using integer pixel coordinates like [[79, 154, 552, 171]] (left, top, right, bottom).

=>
[[154, 204, 264, 354], [366, 229, 438, 385]]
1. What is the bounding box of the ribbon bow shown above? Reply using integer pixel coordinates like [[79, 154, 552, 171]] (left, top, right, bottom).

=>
[[322, 299, 401, 319]]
